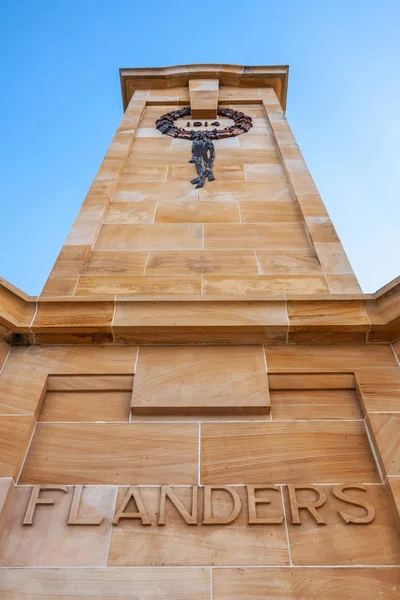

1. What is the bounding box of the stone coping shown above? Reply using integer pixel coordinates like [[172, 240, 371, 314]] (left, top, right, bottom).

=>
[[1, 276, 399, 345], [119, 64, 289, 111]]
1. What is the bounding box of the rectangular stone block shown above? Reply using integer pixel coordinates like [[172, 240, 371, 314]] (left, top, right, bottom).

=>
[[255, 250, 321, 275], [356, 368, 400, 413], [131, 346, 270, 416], [0, 485, 116, 566], [245, 163, 287, 182], [265, 344, 398, 371], [155, 199, 240, 223], [104, 201, 156, 224], [199, 181, 293, 203], [212, 567, 400, 599], [270, 388, 361, 420], [145, 250, 259, 275], [240, 200, 302, 223], [109, 485, 289, 566], [204, 223, 310, 249], [40, 391, 132, 422], [75, 275, 202, 296], [81, 250, 148, 275], [201, 421, 379, 483], [203, 275, 329, 295], [95, 223, 203, 250], [20, 423, 198, 484], [284, 485, 400, 565], [113, 181, 197, 203], [189, 79, 219, 119], [0, 567, 210, 599]]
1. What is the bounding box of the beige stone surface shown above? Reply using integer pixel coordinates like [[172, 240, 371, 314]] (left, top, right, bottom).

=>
[[131, 346, 270, 415], [109, 485, 288, 566], [201, 421, 379, 484], [356, 368, 400, 413], [0, 567, 210, 599], [95, 223, 203, 250], [199, 181, 293, 203], [386, 476, 400, 532], [40, 276, 79, 297], [265, 344, 398, 371], [0, 485, 116, 566], [20, 423, 198, 484], [255, 250, 321, 275], [40, 391, 132, 422], [203, 275, 329, 295], [240, 200, 302, 223], [367, 413, 400, 476], [75, 275, 202, 296], [113, 181, 197, 203], [284, 485, 400, 565], [0, 339, 9, 371], [0, 415, 35, 477], [189, 78, 219, 119], [245, 163, 286, 182], [168, 163, 245, 182], [145, 250, 259, 275], [155, 199, 240, 223], [104, 201, 156, 224], [270, 388, 361, 420], [81, 250, 148, 275], [0, 346, 138, 415], [204, 223, 310, 249], [212, 567, 400, 599]]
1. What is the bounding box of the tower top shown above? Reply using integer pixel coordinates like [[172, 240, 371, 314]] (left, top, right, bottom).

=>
[[119, 64, 289, 111]]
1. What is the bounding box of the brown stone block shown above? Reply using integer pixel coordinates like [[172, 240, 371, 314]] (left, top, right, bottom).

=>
[[245, 163, 287, 181], [113, 181, 197, 203], [356, 369, 400, 413], [168, 163, 245, 181], [40, 391, 132, 422], [75, 275, 202, 296], [0, 478, 13, 549], [271, 389, 361, 420], [284, 485, 400, 565], [146, 250, 259, 275], [114, 300, 287, 329], [255, 250, 321, 275], [109, 485, 289, 566], [305, 216, 340, 243], [0, 485, 116, 566], [155, 199, 240, 223], [0, 567, 210, 599], [240, 200, 302, 223], [204, 223, 310, 249], [393, 338, 400, 361], [32, 301, 114, 333], [201, 422, 379, 484], [268, 372, 356, 389], [199, 181, 293, 203], [265, 344, 398, 371], [81, 250, 148, 275], [287, 300, 370, 332], [40, 276, 79, 298], [65, 218, 101, 246], [49, 246, 91, 277], [367, 413, 400, 477], [120, 165, 167, 182], [213, 567, 400, 599], [131, 346, 270, 416], [288, 330, 368, 344], [386, 476, 400, 532], [0, 415, 35, 477], [204, 275, 329, 295], [20, 423, 198, 484], [326, 274, 362, 293], [46, 374, 133, 392], [104, 201, 156, 224], [95, 223, 203, 250], [314, 242, 354, 274]]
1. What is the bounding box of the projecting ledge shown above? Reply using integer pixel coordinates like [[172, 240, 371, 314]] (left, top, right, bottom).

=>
[[1, 275, 400, 345]]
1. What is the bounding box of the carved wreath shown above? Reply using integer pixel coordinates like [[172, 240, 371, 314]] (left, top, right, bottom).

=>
[[155, 107, 253, 188]]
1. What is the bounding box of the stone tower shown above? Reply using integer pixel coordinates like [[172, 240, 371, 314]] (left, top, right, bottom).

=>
[[0, 64, 399, 598]]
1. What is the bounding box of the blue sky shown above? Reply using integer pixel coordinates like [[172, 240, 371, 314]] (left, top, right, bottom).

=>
[[0, 0, 399, 295]]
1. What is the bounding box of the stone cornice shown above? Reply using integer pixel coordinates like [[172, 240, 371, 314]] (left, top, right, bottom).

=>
[[119, 64, 289, 111], [1, 276, 399, 346]]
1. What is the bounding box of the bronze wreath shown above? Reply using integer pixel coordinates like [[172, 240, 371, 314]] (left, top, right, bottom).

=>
[[154, 107, 253, 188]]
